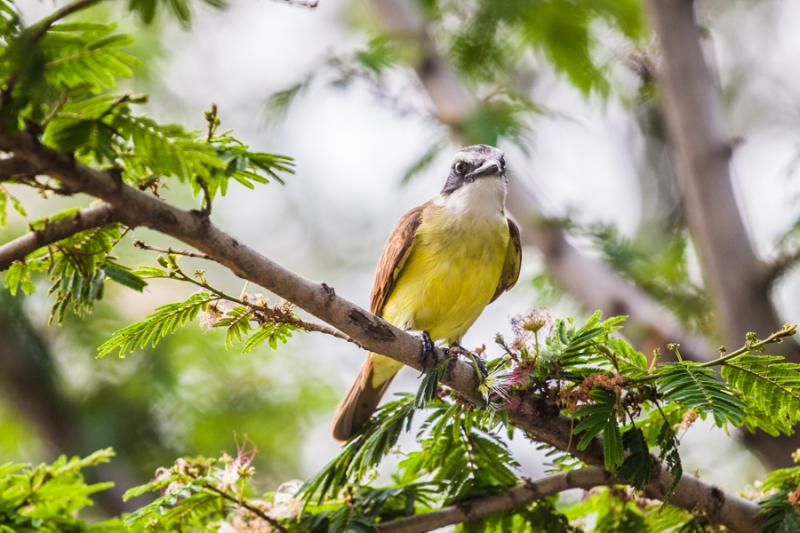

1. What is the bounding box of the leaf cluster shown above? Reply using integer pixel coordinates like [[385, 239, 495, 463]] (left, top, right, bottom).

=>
[[0, 1, 293, 327], [97, 256, 302, 358], [0, 448, 122, 532], [3, 210, 144, 322], [294, 312, 800, 531], [759, 461, 800, 533]]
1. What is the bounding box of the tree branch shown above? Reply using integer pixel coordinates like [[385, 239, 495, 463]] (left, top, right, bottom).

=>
[[28, 0, 104, 42], [504, 181, 713, 361], [764, 248, 800, 288], [203, 483, 289, 533], [378, 467, 613, 533], [647, 0, 800, 466], [368, 0, 714, 363], [0, 155, 41, 179], [0, 130, 761, 532], [0, 202, 118, 271], [647, 0, 792, 353]]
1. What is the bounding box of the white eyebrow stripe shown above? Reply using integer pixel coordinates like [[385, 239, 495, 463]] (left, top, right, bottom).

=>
[[452, 153, 489, 165]]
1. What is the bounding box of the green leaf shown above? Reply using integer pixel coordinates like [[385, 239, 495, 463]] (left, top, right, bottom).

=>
[[601, 416, 624, 471], [0, 449, 117, 531], [301, 394, 417, 504], [415, 357, 447, 408], [103, 262, 147, 291], [131, 265, 169, 278], [241, 321, 295, 353], [617, 427, 650, 490], [573, 387, 625, 471], [3, 261, 34, 296], [759, 465, 800, 532], [721, 355, 800, 435], [42, 23, 137, 92], [655, 362, 746, 427], [656, 420, 682, 497], [97, 292, 216, 358], [214, 305, 253, 348]]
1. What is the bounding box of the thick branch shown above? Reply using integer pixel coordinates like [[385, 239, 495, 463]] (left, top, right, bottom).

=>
[[0, 156, 41, 178], [0, 131, 761, 532], [0, 202, 118, 271], [382, 465, 758, 532], [369, 0, 713, 362], [647, 0, 792, 353], [647, 0, 800, 467], [378, 468, 613, 532]]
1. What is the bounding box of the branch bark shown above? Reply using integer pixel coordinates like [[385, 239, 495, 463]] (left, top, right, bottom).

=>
[[647, 0, 800, 465], [0, 130, 761, 532], [368, 0, 713, 363], [0, 156, 41, 178], [378, 467, 613, 533], [647, 0, 790, 352], [0, 202, 118, 270]]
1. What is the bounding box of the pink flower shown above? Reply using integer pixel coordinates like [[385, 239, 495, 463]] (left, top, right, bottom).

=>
[[199, 299, 234, 328], [510, 362, 534, 387], [511, 308, 553, 340]]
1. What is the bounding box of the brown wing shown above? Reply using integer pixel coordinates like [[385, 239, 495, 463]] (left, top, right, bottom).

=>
[[490, 218, 522, 303], [369, 203, 427, 315]]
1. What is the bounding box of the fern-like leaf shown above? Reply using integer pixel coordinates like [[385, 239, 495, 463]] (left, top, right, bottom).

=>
[[300, 394, 417, 504], [97, 292, 217, 358], [214, 305, 253, 348], [573, 388, 624, 470], [721, 355, 800, 435], [654, 362, 746, 426], [617, 427, 650, 490], [241, 322, 295, 352]]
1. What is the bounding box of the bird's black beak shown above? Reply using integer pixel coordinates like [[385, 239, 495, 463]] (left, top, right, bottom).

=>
[[465, 159, 503, 180]]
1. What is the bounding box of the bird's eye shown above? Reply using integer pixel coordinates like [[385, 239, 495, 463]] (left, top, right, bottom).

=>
[[454, 161, 469, 175]]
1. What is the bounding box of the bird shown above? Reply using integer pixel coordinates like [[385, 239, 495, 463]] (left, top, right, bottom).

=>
[[331, 144, 522, 441]]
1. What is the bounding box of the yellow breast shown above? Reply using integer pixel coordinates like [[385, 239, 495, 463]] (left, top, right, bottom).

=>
[[380, 203, 509, 343]]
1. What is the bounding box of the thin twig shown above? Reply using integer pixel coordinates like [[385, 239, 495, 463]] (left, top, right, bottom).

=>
[[150, 256, 358, 346], [274, 0, 319, 8], [765, 249, 800, 287], [700, 324, 798, 368], [29, 0, 104, 41], [133, 240, 212, 260], [627, 323, 798, 384], [203, 483, 289, 533]]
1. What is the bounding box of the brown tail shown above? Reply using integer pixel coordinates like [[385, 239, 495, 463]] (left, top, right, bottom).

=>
[[331, 354, 398, 441]]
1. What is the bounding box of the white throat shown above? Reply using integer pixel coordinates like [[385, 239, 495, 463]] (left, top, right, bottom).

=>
[[434, 178, 507, 220]]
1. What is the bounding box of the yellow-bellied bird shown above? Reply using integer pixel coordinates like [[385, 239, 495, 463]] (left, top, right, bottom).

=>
[[331, 145, 522, 441]]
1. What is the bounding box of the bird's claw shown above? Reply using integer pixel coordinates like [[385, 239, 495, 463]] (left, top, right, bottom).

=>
[[419, 330, 436, 372], [472, 354, 489, 379]]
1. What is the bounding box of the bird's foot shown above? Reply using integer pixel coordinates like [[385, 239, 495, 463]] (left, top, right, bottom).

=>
[[448, 343, 488, 378], [419, 330, 436, 372]]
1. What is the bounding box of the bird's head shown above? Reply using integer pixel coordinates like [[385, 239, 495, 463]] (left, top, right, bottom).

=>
[[441, 144, 506, 195]]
